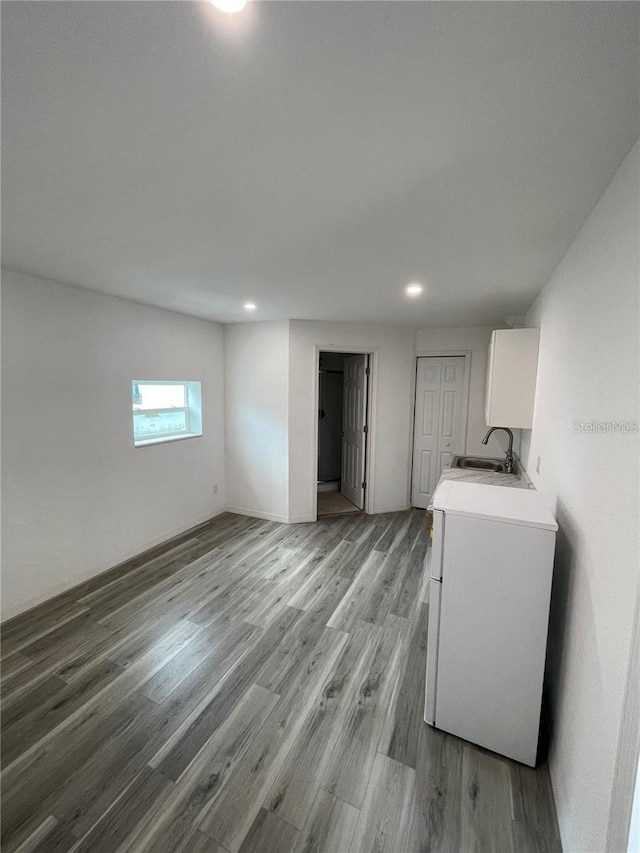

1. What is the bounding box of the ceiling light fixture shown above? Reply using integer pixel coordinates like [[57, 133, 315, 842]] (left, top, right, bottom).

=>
[[210, 0, 248, 13], [244, 302, 256, 311], [405, 282, 424, 297]]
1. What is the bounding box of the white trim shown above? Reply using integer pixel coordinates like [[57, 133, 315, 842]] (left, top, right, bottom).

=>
[[371, 505, 411, 514], [225, 506, 290, 524], [312, 345, 377, 521], [409, 350, 472, 506], [134, 433, 201, 448], [132, 379, 192, 387]]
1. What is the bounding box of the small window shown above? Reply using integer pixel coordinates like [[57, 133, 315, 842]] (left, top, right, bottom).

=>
[[132, 381, 202, 447]]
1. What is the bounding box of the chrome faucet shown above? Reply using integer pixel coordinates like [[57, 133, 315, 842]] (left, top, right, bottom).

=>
[[482, 427, 515, 474]]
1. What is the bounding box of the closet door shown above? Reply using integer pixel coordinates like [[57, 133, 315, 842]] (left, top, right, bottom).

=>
[[411, 356, 466, 508]]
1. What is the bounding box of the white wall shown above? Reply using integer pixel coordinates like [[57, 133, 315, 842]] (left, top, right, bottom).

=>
[[224, 322, 290, 522], [520, 141, 640, 853], [1, 270, 226, 621], [414, 325, 520, 459], [289, 321, 415, 520]]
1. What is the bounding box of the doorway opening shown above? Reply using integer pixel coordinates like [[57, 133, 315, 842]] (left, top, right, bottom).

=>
[[317, 351, 370, 519], [410, 354, 470, 509]]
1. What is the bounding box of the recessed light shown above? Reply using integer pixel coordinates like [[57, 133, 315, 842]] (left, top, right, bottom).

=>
[[244, 302, 256, 311], [210, 0, 248, 13], [405, 282, 424, 297]]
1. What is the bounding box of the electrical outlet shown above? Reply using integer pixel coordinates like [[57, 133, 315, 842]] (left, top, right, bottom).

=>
[[536, 456, 541, 474], [213, 483, 218, 495]]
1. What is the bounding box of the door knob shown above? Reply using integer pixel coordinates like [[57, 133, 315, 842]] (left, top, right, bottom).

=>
[[444, 441, 451, 447]]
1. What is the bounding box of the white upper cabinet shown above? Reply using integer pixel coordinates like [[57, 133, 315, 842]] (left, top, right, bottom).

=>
[[484, 329, 540, 428]]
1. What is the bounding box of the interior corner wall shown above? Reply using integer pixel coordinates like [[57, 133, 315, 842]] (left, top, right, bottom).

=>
[[288, 320, 414, 521], [519, 140, 640, 853], [224, 321, 290, 523], [413, 325, 521, 460], [1, 270, 226, 621]]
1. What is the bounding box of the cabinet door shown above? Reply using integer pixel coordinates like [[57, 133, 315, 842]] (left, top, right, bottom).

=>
[[485, 329, 539, 428]]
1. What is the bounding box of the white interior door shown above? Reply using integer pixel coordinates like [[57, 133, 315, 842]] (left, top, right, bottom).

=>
[[341, 355, 368, 509], [411, 356, 466, 508]]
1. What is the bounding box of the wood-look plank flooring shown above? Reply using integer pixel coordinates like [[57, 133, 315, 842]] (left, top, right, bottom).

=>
[[1, 510, 562, 852]]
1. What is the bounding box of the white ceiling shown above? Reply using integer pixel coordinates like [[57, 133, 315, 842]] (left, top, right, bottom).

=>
[[2, 1, 638, 327]]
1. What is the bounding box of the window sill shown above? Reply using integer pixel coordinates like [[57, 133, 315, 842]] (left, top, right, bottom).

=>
[[134, 433, 202, 448]]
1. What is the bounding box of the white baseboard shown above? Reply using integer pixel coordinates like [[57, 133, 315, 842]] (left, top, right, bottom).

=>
[[288, 515, 316, 524], [225, 506, 290, 524], [371, 505, 411, 514]]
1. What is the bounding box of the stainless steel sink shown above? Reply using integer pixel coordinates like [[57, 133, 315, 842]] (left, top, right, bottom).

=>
[[451, 455, 514, 473]]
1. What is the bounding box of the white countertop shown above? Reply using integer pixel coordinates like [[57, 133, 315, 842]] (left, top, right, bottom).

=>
[[426, 457, 532, 512], [432, 479, 557, 531]]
